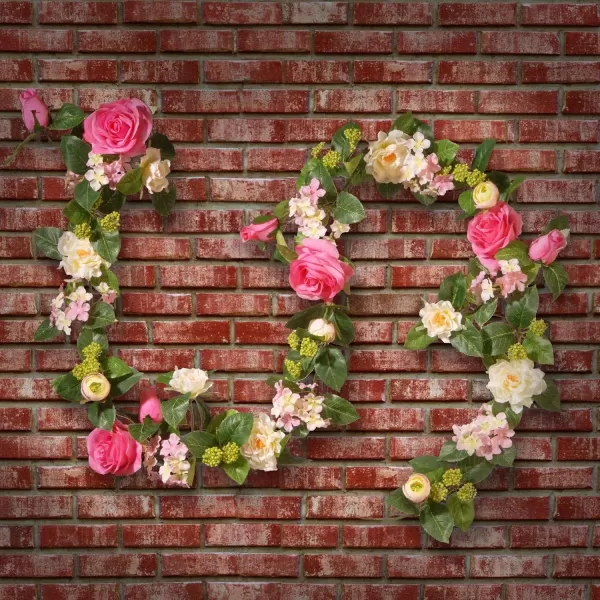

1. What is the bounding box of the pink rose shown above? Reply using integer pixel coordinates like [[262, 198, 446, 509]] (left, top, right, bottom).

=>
[[529, 229, 567, 265], [83, 98, 153, 157], [240, 217, 278, 243], [19, 89, 49, 131], [139, 387, 162, 424], [467, 202, 523, 272], [289, 238, 354, 303], [87, 420, 142, 476]]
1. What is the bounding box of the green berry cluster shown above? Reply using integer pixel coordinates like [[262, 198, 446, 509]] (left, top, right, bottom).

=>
[[439, 165, 453, 176], [430, 482, 449, 503], [343, 127, 361, 150], [507, 343, 528, 361], [456, 482, 477, 502], [300, 337, 319, 358], [202, 446, 223, 468], [82, 342, 103, 360], [311, 142, 325, 159], [442, 468, 463, 488], [466, 169, 487, 187], [322, 150, 341, 171], [287, 331, 300, 351], [451, 163, 470, 183], [529, 319, 547, 336], [74, 223, 92, 240], [284, 359, 303, 379], [72, 357, 101, 381], [222, 442, 240, 464], [100, 211, 120, 232]]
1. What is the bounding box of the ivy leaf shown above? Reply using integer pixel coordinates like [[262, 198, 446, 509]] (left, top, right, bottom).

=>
[[433, 139, 459, 167], [74, 180, 101, 212], [151, 184, 177, 217], [222, 454, 250, 485], [99, 187, 125, 214], [100, 356, 133, 379], [49, 103, 85, 131], [277, 446, 309, 465], [404, 321, 436, 350], [450, 320, 484, 358], [473, 298, 497, 326], [34, 318, 61, 342], [391, 112, 416, 135], [107, 370, 142, 399], [91, 228, 120, 264], [495, 241, 531, 266], [128, 416, 160, 444], [471, 139, 496, 172], [458, 190, 475, 216], [523, 331, 554, 365], [490, 400, 522, 429], [331, 310, 355, 346], [486, 171, 511, 194], [506, 286, 538, 329], [216, 412, 254, 447], [439, 440, 469, 463], [149, 132, 176, 161], [439, 272, 467, 310], [333, 191, 365, 225], [307, 160, 337, 200], [314, 346, 347, 392], [482, 322, 514, 356], [34, 227, 63, 260], [161, 394, 190, 428], [491, 445, 516, 467], [461, 456, 494, 484], [84, 302, 116, 330], [53, 373, 81, 402], [413, 191, 439, 207], [446, 494, 474, 533], [543, 263, 568, 300], [60, 135, 91, 175], [322, 394, 359, 425], [182, 431, 217, 459], [409, 456, 444, 483], [377, 182, 403, 199], [533, 380, 560, 412], [387, 487, 419, 516], [420, 502, 454, 543], [116, 167, 144, 196], [63, 199, 90, 225], [273, 199, 289, 220], [88, 400, 116, 431], [344, 153, 363, 177]]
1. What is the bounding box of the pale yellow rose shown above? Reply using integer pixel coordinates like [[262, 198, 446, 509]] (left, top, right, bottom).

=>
[[403, 473, 431, 503], [81, 373, 111, 403], [473, 181, 499, 210], [308, 318, 336, 342]]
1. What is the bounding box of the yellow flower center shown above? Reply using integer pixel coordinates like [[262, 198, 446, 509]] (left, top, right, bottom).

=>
[[410, 481, 424, 492], [433, 313, 448, 327], [384, 153, 396, 164]]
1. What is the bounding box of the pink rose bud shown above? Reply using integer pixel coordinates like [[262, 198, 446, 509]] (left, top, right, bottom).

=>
[[139, 387, 163, 424], [402, 473, 431, 503], [87, 420, 142, 476], [528, 229, 567, 265], [240, 217, 278, 243], [19, 89, 49, 131]]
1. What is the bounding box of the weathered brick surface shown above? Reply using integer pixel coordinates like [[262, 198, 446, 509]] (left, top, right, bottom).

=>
[[0, 0, 598, 592]]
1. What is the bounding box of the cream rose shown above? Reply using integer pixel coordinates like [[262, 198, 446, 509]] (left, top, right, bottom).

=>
[[403, 473, 431, 503], [168, 367, 211, 399], [57, 232, 107, 280], [240, 413, 285, 472], [364, 130, 411, 184], [472, 181, 499, 210], [419, 300, 463, 343], [81, 373, 111, 403], [308, 318, 336, 343], [140, 147, 171, 194], [486, 358, 546, 414]]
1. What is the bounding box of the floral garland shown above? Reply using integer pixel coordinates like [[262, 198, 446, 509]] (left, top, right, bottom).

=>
[[10, 91, 360, 487]]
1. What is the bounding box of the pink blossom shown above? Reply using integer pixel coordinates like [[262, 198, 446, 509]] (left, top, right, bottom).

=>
[[102, 291, 118, 305], [419, 154, 441, 182], [430, 174, 455, 195], [240, 217, 278, 243], [496, 271, 527, 298], [19, 89, 49, 131], [160, 433, 188, 460], [299, 178, 326, 204], [529, 229, 567, 265], [139, 387, 162, 424], [276, 412, 301, 433], [64, 299, 90, 322], [87, 420, 142, 476], [103, 158, 130, 190]]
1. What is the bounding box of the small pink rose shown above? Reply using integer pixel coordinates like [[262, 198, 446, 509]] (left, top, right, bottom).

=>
[[139, 387, 162, 424], [528, 229, 567, 265], [289, 238, 354, 303], [19, 89, 49, 131], [83, 98, 153, 157], [240, 217, 278, 243], [467, 202, 523, 272], [87, 420, 142, 476]]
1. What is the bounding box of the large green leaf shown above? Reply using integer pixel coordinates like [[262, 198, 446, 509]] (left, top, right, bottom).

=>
[[523, 331, 554, 365], [149, 132, 176, 161], [34, 227, 63, 260], [84, 302, 116, 330], [49, 103, 85, 131], [151, 185, 177, 217], [100, 356, 133, 379], [377, 182, 403, 199], [461, 456, 494, 484], [404, 321, 436, 350], [222, 455, 250, 485], [501, 175, 526, 202], [63, 199, 90, 225], [74, 180, 101, 212], [447, 494, 474, 533], [533, 380, 560, 412], [482, 322, 514, 356], [495, 240, 531, 266], [491, 445, 516, 467], [450, 320, 483, 358], [486, 171, 511, 195], [322, 394, 359, 425], [314, 346, 347, 392], [458, 190, 475, 216], [471, 139, 496, 172], [116, 167, 144, 196], [307, 160, 337, 200], [409, 456, 444, 483], [387, 488, 419, 516], [473, 299, 497, 326], [182, 431, 217, 459], [506, 286, 538, 329], [217, 412, 254, 447], [92, 228, 120, 264], [162, 394, 190, 428], [542, 215, 570, 236], [53, 373, 81, 402], [433, 139, 459, 167], [439, 440, 469, 463], [88, 400, 116, 431], [439, 272, 467, 310], [99, 187, 125, 214], [107, 370, 142, 399], [331, 310, 355, 346], [333, 191, 365, 225], [34, 318, 60, 342], [128, 417, 160, 443], [391, 112, 416, 135], [60, 135, 91, 175], [420, 502, 454, 543], [543, 263, 568, 300]]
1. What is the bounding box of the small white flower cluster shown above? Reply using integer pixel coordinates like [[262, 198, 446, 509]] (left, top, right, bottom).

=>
[[49, 285, 93, 335], [144, 433, 191, 487], [84, 152, 129, 192], [470, 258, 528, 303], [270, 380, 330, 433]]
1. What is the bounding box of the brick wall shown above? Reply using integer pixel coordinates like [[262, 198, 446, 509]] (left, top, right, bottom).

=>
[[0, 0, 599, 597]]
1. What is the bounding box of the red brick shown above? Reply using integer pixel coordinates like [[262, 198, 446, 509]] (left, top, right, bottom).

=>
[[123, 524, 201, 547], [283, 60, 350, 83], [305, 554, 382, 578], [0, 58, 32, 81], [241, 90, 308, 113], [239, 30, 310, 53], [398, 31, 476, 54], [439, 61, 517, 84], [205, 60, 282, 83], [520, 120, 598, 143], [315, 31, 393, 54], [0, 555, 73, 578], [434, 119, 514, 143], [41, 584, 119, 600], [80, 554, 156, 577], [425, 585, 503, 600], [554, 555, 600, 578], [160, 29, 233, 53], [523, 61, 600, 83], [203, 2, 282, 25], [123, 583, 201, 600], [522, 4, 600, 26], [289, 3, 347, 24], [566, 32, 600, 55], [79, 30, 156, 53], [389, 556, 466, 579], [354, 61, 432, 83], [0, 2, 32, 24], [479, 91, 558, 114], [564, 150, 600, 173], [343, 526, 421, 549], [40, 1, 117, 24], [472, 555, 547, 578], [476, 497, 550, 520], [124, 0, 196, 23], [205, 523, 281, 547], [208, 118, 285, 143], [122, 60, 199, 84], [354, 3, 431, 24], [398, 90, 475, 113], [39, 59, 116, 82], [0, 29, 72, 52], [40, 525, 117, 548], [78, 88, 156, 112], [439, 2, 516, 25], [507, 585, 586, 600], [315, 89, 392, 113], [555, 496, 600, 520], [482, 31, 559, 54], [511, 525, 587, 548]]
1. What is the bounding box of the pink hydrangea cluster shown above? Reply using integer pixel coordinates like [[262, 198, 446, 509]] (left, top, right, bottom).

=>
[[84, 152, 130, 192], [143, 433, 191, 487], [470, 258, 528, 303], [452, 403, 515, 461], [271, 380, 330, 433], [416, 153, 455, 197], [49, 285, 92, 335]]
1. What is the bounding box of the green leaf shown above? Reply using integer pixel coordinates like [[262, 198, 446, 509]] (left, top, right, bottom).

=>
[[128, 416, 160, 444], [420, 503, 454, 543], [60, 135, 91, 175], [162, 394, 190, 428], [391, 112, 416, 135], [415, 119, 434, 146], [285, 304, 326, 330], [90, 265, 120, 295], [409, 456, 444, 482], [344, 153, 363, 177], [99, 187, 125, 214], [439, 440, 469, 463], [434, 139, 459, 167], [222, 454, 250, 485], [471, 139, 496, 172], [49, 103, 85, 131], [332, 122, 360, 161], [482, 322, 514, 356], [273, 199, 289, 220], [500, 175, 526, 202], [63, 199, 90, 225], [461, 456, 494, 484], [387, 488, 419, 516], [151, 184, 177, 217], [34, 318, 60, 342], [486, 171, 511, 194], [116, 167, 144, 196], [74, 180, 101, 212], [523, 331, 554, 365], [276, 243, 297, 264], [107, 370, 142, 399], [314, 346, 347, 392], [91, 227, 120, 264], [450, 320, 484, 358], [100, 356, 133, 379], [156, 371, 173, 385], [439, 272, 467, 310], [468, 257, 488, 277], [404, 321, 436, 350], [543, 263, 568, 300], [333, 191, 365, 225], [506, 286, 538, 329], [307, 160, 337, 200], [491, 445, 516, 467], [490, 400, 522, 429], [206, 409, 236, 435], [413, 191, 439, 207], [84, 302, 116, 330], [217, 412, 254, 447], [458, 190, 475, 216], [322, 394, 359, 425], [447, 494, 474, 533], [88, 400, 116, 431], [331, 310, 355, 346], [542, 215, 570, 236], [277, 446, 309, 465], [473, 299, 497, 326], [148, 132, 176, 161], [348, 155, 370, 187], [533, 380, 560, 412], [53, 373, 81, 402], [265, 376, 301, 393], [495, 240, 531, 266], [34, 227, 63, 260], [377, 182, 403, 199], [182, 431, 217, 459]]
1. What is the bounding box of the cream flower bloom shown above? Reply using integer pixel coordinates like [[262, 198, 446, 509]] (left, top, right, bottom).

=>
[[419, 300, 463, 343], [473, 181, 499, 210], [486, 358, 546, 414], [140, 147, 170, 194], [403, 473, 431, 503], [308, 318, 336, 342], [364, 130, 411, 184], [241, 413, 285, 472], [80, 373, 111, 403], [57, 232, 107, 280], [168, 367, 211, 399]]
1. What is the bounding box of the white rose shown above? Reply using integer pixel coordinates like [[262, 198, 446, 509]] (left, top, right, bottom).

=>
[[419, 300, 463, 343], [307, 318, 336, 343], [241, 413, 285, 472], [486, 358, 547, 414], [140, 147, 170, 194], [168, 367, 212, 399], [473, 181, 499, 210], [364, 130, 411, 184], [58, 232, 107, 280]]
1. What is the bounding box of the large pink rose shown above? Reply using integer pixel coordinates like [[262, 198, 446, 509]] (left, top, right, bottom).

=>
[[139, 387, 162, 424], [529, 229, 567, 265], [240, 217, 278, 242], [19, 89, 49, 131], [87, 420, 142, 476], [83, 98, 152, 157], [289, 238, 354, 303], [467, 202, 523, 272]]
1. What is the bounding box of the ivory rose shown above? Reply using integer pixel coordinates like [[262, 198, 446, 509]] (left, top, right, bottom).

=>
[[467, 202, 523, 272], [57, 231, 107, 280], [364, 130, 411, 184], [19, 89, 49, 131], [529, 229, 567, 265], [83, 98, 153, 157], [240, 217, 278, 242], [168, 367, 211, 399], [403, 473, 431, 503], [80, 373, 110, 403], [308, 318, 336, 342], [420, 300, 463, 343], [472, 181, 499, 210], [240, 413, 285, 472], [139, 387, 162, 424], [289, 238, 354, 303], [87, 420, 142, 476], [140, 147, 170, 194]]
